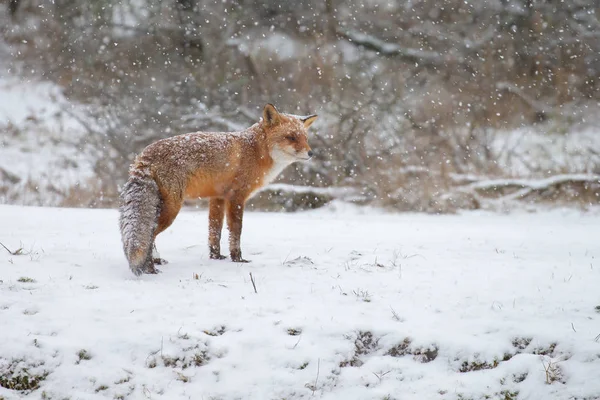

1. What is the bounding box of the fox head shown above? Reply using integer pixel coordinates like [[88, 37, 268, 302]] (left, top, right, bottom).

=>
[[261, 103, 317, 164]]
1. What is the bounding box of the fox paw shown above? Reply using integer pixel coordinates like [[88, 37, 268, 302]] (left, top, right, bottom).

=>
[[230, 249, 250, 263], [153, 258, 169, 265], [142, 265, 161, 274], [210, 253, 227, 260]]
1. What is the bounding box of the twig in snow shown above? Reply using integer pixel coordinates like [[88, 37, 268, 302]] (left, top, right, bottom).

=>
[[175, 372, 190, 383], [541, 357, 562, 384], [315, 358, 320, 390], [310, 358, 320, 395], [142, 384, 151, 399], [249, 272, 257, 294], [571, 323, 576, 333], [292, 336, 302, 349], [390, 306, 403, 322], [353, 288, 371, 302], [282, 251, 292, 265], [390, 250, 401, 268], [0, 241, 23, 255], [372, 370, 391, 383]]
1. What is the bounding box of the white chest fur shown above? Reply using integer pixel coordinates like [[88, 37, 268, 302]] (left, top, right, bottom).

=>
[[262, 147, 297, 185]]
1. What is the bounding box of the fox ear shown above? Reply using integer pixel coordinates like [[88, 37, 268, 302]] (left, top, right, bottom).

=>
[[263, 103, 281, 127], [301, 114, 318, 129]]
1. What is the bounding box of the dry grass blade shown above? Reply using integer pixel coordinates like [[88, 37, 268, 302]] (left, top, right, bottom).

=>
[[390, 306, 403, 322], [313, 358, 320, 395], [0, 241, 24, 256], [249, 272, 257, 294], [541, 357, 563, 384], [304, 357, 321, 394]]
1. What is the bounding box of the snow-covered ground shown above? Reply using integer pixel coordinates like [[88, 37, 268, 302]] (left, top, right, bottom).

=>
[[1, 204, 599, 399]]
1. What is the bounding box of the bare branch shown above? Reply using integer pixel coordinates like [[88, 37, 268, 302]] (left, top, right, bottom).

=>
[[249, 272, 257, 294], [336, 29, 446, 67], [496, 82, 555, 116], [0, 241, 24, 256]]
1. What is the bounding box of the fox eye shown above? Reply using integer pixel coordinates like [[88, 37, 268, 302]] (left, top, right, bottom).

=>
[[286, 135, 297, 142]]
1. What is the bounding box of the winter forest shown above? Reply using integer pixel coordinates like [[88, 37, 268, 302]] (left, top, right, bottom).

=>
[[1, 0, 599, 210], [1, 1, 600, 400]]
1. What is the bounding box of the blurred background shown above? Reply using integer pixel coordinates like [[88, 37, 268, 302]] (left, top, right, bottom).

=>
[[0, 0, 598, 212]]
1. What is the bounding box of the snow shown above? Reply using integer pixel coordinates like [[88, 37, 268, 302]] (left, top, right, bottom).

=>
[[0, 77, 62, 126], [339, 29, 442, 62], [0, 75, 94, 206], [492, 127, 600, 178], [256, 183, 357, 198], [469, 174, 600, 190], [1, 205, 599, 399]]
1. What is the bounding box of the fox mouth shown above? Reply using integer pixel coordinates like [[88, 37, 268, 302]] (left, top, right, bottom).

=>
[[281, 150, 311, 161]]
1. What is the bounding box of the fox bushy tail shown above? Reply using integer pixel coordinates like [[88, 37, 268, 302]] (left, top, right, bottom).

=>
[[119, 165, 161, 276]]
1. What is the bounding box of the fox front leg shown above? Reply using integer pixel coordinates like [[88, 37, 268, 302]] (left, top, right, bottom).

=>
[[208, 198, 227, 260], [226, 198, 250, 263]]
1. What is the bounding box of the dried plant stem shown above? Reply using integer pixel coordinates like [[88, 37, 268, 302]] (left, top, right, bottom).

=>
[[249, 272, 257, 294]]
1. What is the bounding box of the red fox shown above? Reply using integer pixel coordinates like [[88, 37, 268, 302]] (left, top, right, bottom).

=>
[[119, 104, 317, 275]]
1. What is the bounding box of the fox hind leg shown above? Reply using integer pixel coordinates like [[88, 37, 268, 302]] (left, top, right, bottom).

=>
[[141, 249, 160, 274], [151, 190, 183, 268], [226, 198, 250, 263], [152, 243, 169, 265]]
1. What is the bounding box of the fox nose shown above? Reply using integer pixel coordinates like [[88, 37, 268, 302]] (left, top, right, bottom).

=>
[[308, 150, 314, 158]]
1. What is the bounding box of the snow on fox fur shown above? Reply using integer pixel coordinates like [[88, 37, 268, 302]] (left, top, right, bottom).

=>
[[119, 104, 317, 275]]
